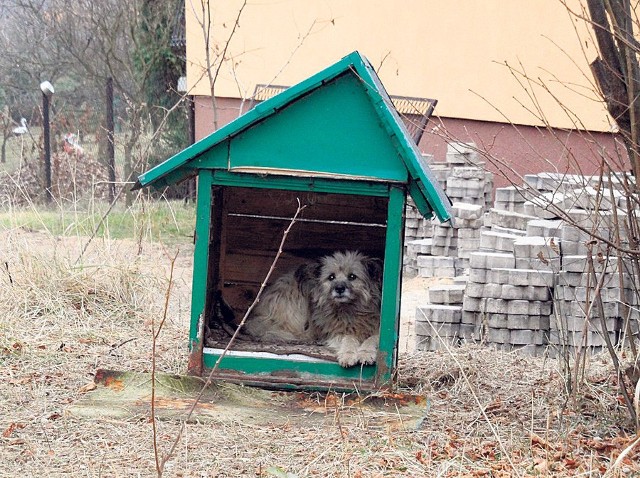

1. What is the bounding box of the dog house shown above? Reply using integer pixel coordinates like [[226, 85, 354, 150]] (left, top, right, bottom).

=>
[[134, 51, 452, 391]]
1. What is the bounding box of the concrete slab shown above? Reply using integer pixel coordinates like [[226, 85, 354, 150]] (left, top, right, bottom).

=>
[[69, 369, 429, 429]]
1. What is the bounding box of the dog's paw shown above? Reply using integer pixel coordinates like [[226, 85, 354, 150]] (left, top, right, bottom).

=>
[[356, 335, 378, 365], [356, 346, 377, 365], [337, 349, 359, 367]]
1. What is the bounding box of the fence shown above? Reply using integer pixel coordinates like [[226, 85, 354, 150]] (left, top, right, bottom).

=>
[[0, 79, 191, 205]]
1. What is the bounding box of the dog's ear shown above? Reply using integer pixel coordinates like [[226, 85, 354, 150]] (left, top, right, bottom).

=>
[[295, 263, 316, 282], [294, 262, 321, 295], [365, 257, 384, 283]]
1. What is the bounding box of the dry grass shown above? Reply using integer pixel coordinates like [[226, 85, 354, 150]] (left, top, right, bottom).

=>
[[0, 228, 638, 477]]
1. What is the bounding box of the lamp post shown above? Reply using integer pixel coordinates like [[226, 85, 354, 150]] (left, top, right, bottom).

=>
[[40, 81, 54, 203]]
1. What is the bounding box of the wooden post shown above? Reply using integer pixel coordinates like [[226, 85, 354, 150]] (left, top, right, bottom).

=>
[[42, 92, 52, 203], [106, 77, 116, 203]]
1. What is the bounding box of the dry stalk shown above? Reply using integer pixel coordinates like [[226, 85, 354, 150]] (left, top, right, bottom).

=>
[[586, 247, 637, 424], [151, 250, 179, 477], [415, 308, 522, 477], [156, 200, 306, 476]]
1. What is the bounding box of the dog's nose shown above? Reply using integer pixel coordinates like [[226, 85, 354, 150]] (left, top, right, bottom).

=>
[[334, 284, 346, 295]]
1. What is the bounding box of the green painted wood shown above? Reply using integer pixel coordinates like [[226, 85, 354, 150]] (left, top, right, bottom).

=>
[[210, 170, 391, 197], [135, 57, 355, 189], [203, 351, 376, 381], [228, 73, 407, 181], [377, 186, 405, 385], [189, 171, 213, 347], [134, 51, 452, 222]]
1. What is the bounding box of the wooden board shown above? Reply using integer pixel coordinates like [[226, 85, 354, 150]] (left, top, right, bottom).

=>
[[208, 186, 389, 319]]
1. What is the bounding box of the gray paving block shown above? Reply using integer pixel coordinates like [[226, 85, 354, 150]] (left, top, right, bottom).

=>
[[458, 228, 482, 239], [560, 224, 591, 242], [415, 321, 461, 337], [486, 252, 516, 269], [451, 168, 487, 180], [465, 281, 486, 298], [417, 255, 456, 268], [526, 219, 563, 237], [469, 267, 487, 284], [487, 327, 511, 343], [488, 268, 554, 287], [548, 329, 617, 347], [516, 257, 560, 272], [551, 313, 620, 333], [501, 284, 551, 301], [487, 314, 508, 329], [513, 236, 561, 260], [495, 186, 527, 203], [485, 298, 509, 314], [419, 266, 456, 278], [416, 304, 463, 323], [452, 201, 483, 220], [433, 235, 458, 247], [480, 230, 519, 252], [488, 208, 537, 231], [462, 296, 484, 312], [470, 251, 516, 270], [560, 240, 589, 256], [510, 329, 548, 345], [504, 300, 552, 316], [461, 310, 479, 324], [507, 314, 550, 330], [459, 323, 482, 341], [406, 238, 433, 255], [483, 283, 503, 298], [490, 225, 528, 237], [428, 284, 466, 304], [569, 186, 620, 211]]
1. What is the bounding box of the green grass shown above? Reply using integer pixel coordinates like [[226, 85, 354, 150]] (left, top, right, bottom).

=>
[[0, 199, 196, 245]]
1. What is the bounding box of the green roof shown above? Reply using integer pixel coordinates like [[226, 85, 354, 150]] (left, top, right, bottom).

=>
[[135, 51, 452, 222]]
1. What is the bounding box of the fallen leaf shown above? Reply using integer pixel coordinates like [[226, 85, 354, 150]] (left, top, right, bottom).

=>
[[2, 422, 25, 438], [537, 251, 549, 265], [530, 432, 558, 450], [78, 382, 97, 393]]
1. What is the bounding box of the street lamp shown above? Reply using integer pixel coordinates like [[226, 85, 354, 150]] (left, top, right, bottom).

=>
[[40, 81, 54, 203]]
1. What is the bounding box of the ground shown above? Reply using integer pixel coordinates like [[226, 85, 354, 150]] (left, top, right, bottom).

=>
[[0, 229, 638, 477]]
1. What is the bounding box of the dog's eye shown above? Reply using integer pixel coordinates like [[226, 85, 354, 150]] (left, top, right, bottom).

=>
[[327, 274, 335, 281], [348, 274, 357, 281]]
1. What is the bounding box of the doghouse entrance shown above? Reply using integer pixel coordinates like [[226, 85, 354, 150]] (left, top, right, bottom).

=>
[[203, 184, 389, 364]]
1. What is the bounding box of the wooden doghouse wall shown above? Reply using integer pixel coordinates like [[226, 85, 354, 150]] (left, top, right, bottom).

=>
[[205, 185, 389, 329]]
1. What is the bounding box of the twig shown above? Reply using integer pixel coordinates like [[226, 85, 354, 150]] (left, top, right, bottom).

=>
[[415, 308, 522, 477], [152, 250, 179, 478], [586, 248, 637, 425]]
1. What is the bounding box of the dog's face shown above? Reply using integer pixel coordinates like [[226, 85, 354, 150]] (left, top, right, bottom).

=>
[[315, 251, 382, 307]]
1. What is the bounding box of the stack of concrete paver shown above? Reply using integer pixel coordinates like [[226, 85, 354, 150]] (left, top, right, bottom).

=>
[[461, 234, 556, 356], [403, 143, 491, 277], [414, 202, 484, 278], [403, 197, 434, 276], [444, 143, 494, 208], [414, 282, 466, 351], [412, 169, 640, 356], [493, 186, 527, 214], [552, 254, 627, 352]]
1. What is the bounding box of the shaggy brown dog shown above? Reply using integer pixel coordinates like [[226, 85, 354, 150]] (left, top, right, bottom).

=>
[[244, 251, 383, 367]]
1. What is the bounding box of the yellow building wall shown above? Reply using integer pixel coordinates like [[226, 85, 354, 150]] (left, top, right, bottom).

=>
[[185, 0, 611, 131]]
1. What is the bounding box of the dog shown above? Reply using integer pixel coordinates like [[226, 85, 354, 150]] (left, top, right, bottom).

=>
[[244, 251, 383, 367]]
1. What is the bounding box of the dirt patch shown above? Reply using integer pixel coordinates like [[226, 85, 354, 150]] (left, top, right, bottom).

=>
[[0, 229, 638, 477]]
